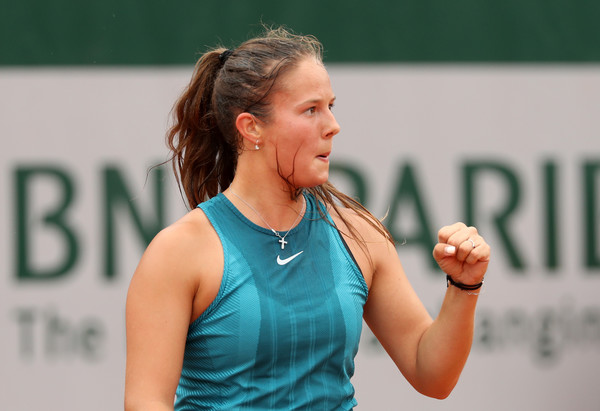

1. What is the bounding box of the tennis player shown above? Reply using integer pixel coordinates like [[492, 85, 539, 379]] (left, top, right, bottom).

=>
[[125, 26, 490, 410]]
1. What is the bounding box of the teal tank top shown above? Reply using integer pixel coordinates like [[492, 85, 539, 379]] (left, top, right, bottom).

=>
[[174, 192, 368, 410]]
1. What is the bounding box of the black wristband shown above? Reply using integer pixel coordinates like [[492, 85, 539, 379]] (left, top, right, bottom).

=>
[[446, 275, 484, 291]]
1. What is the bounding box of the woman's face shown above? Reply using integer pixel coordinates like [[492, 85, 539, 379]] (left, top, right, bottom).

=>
[[259, 57, 340, 188]]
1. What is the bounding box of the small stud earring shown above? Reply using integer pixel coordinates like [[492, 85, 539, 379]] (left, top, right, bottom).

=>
[[255, 140, 260, 150]]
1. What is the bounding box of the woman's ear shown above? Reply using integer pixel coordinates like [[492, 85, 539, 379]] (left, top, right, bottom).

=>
[[235, 112, 261, 149]]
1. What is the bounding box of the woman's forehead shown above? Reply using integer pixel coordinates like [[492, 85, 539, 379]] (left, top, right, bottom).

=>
[[274, 59, 334, 102]]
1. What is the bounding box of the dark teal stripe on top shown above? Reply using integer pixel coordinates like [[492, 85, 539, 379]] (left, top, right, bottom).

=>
[[2, 0, 600, 65]]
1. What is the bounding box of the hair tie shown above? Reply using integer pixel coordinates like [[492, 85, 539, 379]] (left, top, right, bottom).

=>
[[219, 49, 234, 65]]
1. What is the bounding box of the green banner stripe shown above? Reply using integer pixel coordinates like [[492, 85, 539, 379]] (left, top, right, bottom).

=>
[[2, 0, 600, 65]]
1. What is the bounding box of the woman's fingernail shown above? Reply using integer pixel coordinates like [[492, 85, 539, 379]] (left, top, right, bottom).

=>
[[445, 246, 456, 255]]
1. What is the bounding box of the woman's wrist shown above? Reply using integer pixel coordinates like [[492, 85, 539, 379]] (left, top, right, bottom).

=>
[[446, 275, 484, 295]]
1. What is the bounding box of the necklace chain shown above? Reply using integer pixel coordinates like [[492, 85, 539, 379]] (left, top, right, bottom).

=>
[[229, 190, 305, 250]]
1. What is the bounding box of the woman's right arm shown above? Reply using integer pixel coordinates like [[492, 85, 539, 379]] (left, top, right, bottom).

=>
[[124, 221, 203, 411]]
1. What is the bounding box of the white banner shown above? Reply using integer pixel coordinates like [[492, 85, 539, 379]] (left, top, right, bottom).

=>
[[1, 66, 599, 410]]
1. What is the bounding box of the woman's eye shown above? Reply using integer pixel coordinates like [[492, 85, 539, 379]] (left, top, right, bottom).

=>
[[307, 107, 316, 114], [328, 103, 335, 111]]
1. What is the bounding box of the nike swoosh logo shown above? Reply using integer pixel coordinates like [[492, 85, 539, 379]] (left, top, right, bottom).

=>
[[276, 251, 304, 266]]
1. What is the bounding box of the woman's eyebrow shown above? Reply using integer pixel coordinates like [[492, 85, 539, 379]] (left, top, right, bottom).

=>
[[297, 95, 337, 106]]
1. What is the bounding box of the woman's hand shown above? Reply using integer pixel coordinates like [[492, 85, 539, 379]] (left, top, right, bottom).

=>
[[432, 222, 490, 286]]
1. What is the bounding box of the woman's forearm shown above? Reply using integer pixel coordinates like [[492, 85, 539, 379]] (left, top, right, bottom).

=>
[[413, 285, 479, 399]]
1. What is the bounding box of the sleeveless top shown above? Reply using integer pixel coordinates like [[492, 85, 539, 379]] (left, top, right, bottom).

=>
[[174, 193, 369, 410]]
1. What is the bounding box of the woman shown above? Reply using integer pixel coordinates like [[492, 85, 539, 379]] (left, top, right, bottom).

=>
[[125, 27, 490, 410]]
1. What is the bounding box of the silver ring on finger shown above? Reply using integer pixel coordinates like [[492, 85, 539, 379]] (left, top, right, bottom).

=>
[[468, 238, 476, 249]]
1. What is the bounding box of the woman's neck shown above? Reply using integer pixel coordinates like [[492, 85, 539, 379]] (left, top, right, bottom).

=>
[[224, 177, 305, 232]]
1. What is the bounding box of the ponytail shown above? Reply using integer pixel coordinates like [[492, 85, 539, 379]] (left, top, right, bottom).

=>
[[166, 48, 238, 209]]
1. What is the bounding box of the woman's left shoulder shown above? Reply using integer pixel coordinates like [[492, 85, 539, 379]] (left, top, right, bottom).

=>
[[329, 204, 390, 244]]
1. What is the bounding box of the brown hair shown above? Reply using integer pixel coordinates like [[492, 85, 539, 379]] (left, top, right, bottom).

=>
[[166, 26, 394, 252]]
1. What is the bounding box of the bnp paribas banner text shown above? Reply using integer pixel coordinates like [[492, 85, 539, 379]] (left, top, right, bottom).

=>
[[1, 66, 599, 410]]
